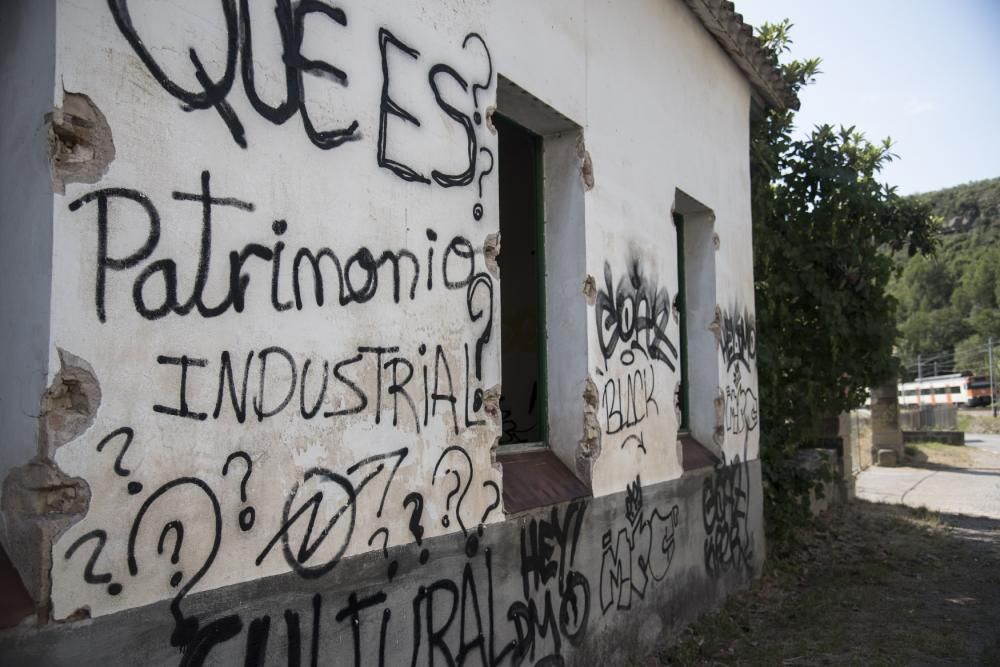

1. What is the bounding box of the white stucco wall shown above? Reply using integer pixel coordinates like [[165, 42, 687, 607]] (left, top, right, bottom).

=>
[[11, 0, 761, 620], [497, 0, 759, 497], [47, 0, 503, 619]]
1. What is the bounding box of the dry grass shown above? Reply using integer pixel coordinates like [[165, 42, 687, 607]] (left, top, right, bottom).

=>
[[959, 411, 1000, 435], [905, 441, 1000, 472], [642, 502, 1000, 666], [904, 442, 975, 468]]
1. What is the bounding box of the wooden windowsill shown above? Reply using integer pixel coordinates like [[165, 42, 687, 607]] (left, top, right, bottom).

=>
[[679, 431, 721, 471], [496, 448, 591, 515]]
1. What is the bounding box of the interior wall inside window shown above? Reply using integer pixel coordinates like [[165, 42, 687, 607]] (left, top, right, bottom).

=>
[[674, 190, 719, 454]]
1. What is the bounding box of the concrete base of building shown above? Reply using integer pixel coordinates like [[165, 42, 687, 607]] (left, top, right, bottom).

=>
[[0, 459, 765, 667]]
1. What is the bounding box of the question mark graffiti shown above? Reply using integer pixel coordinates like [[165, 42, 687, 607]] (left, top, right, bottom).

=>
[[466, 273, 494, 411], [223, 451, 255, 531], [368, 527, 398, 580], [432, 447, 474, 536], [472, 147, 494, 221], [440, 468, 461, 528], [402, 492, 429, 564], [128, 477, 222, 648], [157, 521, 184, 588], [480, 480, 501, 524], [461, 32, 493, 122], [64, 529, 122, 596], [461, 32, 493, 221], [96, 426, 142, 495]]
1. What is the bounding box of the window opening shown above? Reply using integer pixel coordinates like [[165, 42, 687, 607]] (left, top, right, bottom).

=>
[[674, 212, 690, 432], [495, 113, 546, 446]]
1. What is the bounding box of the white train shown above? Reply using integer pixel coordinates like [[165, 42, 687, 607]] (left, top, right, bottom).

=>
[[897, 373, 994, 407]]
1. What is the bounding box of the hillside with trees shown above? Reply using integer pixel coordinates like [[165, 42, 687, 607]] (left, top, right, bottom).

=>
[[890, 177, 1000, 379]]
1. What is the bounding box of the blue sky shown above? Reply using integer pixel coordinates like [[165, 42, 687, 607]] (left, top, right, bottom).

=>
[[737, 0, 1000, 195]]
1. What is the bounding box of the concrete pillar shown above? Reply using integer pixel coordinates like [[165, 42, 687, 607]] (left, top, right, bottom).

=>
[[871, 382, 903, 466]]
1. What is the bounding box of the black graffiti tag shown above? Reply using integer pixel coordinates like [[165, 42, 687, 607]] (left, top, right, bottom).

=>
[[595, 259, 678, 372]]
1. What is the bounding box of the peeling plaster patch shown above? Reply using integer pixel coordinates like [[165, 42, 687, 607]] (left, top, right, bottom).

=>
[[580, 150, 595, 191], [482, 384, 501, 419], [1, 349, 99, 621], [485, 106, 497, 134], [482, 384, 504, 502], [1, 460, 92, 622], [483, 232, 501, 278], [713, 232, 721, 250], [709, 305, 722, 345], [577, 378, 602, 485], [581, 274, 597, 305], [40, 349, 101, 455], [47, 91, 115, 195]]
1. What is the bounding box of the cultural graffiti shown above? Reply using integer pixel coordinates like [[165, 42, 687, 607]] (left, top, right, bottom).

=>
[[598, 476, 680, 613], [62, 430, 506, 653], [157, 499, 596, 665], [55, 415, 756, 665]]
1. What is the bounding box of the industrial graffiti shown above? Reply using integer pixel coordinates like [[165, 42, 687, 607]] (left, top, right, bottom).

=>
[[598, 476, 680, 613], [702, 457, 754, 577], [151, 341, 492, 434]]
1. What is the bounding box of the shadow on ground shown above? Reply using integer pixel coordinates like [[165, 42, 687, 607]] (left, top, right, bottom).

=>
[[642, 501, 1000, 666]]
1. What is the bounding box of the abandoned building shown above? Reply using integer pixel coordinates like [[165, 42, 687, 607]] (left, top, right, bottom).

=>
[[0, 0, 794, 664]]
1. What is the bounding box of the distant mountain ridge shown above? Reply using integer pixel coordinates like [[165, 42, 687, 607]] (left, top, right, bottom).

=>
[[908, 176, 1000, 235]]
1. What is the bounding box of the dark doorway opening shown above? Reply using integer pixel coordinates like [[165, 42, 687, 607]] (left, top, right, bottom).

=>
[[495, 113, 546, 446]]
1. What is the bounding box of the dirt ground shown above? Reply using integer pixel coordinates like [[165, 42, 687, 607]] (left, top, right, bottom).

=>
[[641, 500, 1000, 666]]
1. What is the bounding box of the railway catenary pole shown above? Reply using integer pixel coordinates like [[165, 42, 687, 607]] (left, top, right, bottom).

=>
[[917, 354, 922, 407], [990, 336, 996, 418]]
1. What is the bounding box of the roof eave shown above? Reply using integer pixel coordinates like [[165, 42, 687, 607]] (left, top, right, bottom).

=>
[[682, 0, 800, 111]]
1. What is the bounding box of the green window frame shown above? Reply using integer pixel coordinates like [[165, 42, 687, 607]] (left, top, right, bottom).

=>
[[674, 212, 689, 432]]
